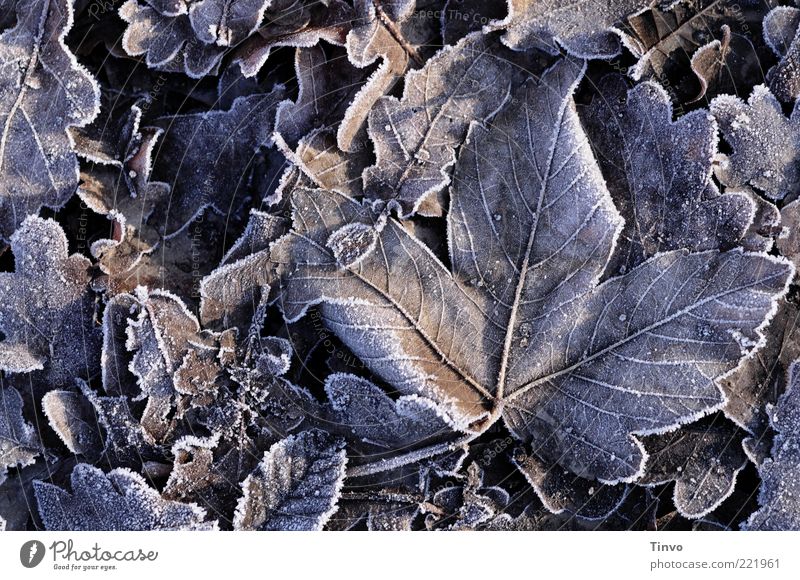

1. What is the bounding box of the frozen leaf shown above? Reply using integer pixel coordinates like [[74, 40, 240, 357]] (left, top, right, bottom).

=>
[[273, 57, 793, 482], [127, 307, 180, 442], [325, 373, 453, 448], [778, 199, 800, 270], [123, 287, 229, 441], [200, 210, 288, 332], [338, 0, 437, 152], [504, 248, 791, 482], [233, 429, 347, 530], [738, 188, 781, 253], [73, 102, 170, 219], [763, 5, 800, 58], [164, 439, 258, 529], [150, 90, 285, 236], [273, 185, 494, 426], [690, 25, 764, 103], [0, 216, 100, 387], [640, 423, 748, 518], [103, 287, 236, 446], [189, 0, 271, 47], [486, 0, 652, 58], [743, 361, 800, 530], [584, 75, 754, 275], [624, 0, 769, 102], [718, 298, 800, 440], [34, 463, 217, 530], [763, 6, 800, 102], [1, 386, 40, 482], [490, 488, 659, 531], [216, 63, 266, 109], [163, 435, 223, 501], [441, 0, 506, 45], [429, 464, 509, 530], [367, 503, 418, 530], [275, 44, 369, 147], [220, 208, 288, 264], [278, 128, 369, 197], [74, 103, 172, 296], [362, 32, 513, 216], [119, 0, 270, 77], [79, 380, 155, 468], [0, 455, 77, 530], [234, 0, 354, 78], [42, 390, 102, 459], [91, 209, 225, 298], [514, 452, 628, 520], [711, 85, 800, 200], [328, 491, 422, 530], [101, 293, 142, 398], [0, 0, 100, 240]]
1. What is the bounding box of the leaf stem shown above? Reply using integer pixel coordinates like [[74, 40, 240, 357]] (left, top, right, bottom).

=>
[[346, 435, 473, 477]]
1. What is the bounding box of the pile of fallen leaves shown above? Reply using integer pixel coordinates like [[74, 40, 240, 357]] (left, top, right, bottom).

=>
[[2, 0, 800, 531]]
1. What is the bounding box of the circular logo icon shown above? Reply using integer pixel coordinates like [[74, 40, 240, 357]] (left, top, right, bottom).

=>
[[20, 540, 46, 568]]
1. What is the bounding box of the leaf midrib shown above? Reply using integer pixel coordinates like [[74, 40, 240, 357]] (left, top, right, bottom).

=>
[[495, 80, 569, 402]]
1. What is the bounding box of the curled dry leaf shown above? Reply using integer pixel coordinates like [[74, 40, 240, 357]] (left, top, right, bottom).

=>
[[624, 0, 769, 103], [689, 25, 764, 103]]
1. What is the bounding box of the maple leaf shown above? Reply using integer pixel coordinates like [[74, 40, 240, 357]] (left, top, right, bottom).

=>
[[272, 57, 793, 483]]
